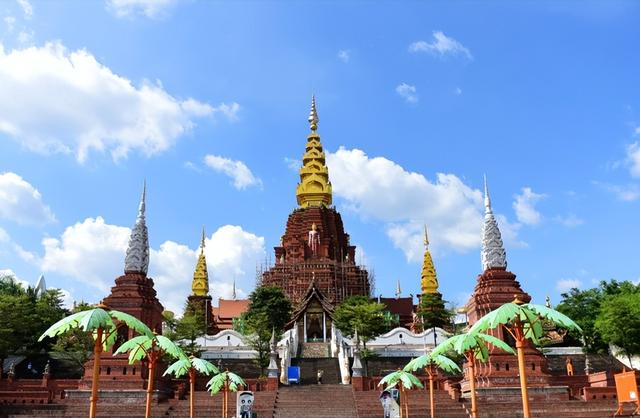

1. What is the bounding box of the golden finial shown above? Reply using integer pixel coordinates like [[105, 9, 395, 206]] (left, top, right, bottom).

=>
[[308, 95, 319, 132], [200, 225, 206, 254], [423, 224, 429, 247]]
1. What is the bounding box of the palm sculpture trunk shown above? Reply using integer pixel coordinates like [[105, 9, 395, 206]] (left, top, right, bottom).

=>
[[89, 327, 104, 418], [189, 369, 195, 418], [223, 380, 229, 418], [465, 353, 478, 418], [512, 320, 531, 418], [145, 343, 157, 418], [426, 364, 435, 418]]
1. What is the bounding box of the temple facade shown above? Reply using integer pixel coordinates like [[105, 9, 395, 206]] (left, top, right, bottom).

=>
[[261, 97, 370, 308]]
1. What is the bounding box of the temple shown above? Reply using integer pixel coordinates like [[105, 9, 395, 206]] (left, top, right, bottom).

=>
[[260, 97, 370, 311], [187, 227, 215, 333]]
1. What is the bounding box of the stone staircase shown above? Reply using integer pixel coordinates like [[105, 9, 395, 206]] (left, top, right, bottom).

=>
[[1, 391, 277, 418], [354, 388, 467, 417], [291, 358, 341, 385], [273, 384, 356, 418], [473, 399, 637, 418]]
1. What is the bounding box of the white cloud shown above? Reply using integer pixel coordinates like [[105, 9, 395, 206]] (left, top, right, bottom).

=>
[[454, 87, 462, 95], [513, 187, 546, 225], [107, 0, 180, 19], [16, 0, 33, 19], [17, 30, 33, 44], [409, 31, 472, 59], [38, 216, 264, 315], [0, 172, 55, 225], [284, 157, 301, 172], [0, 268, 29, 289], [337, 50, 350, 63], [554, 214, 584, 228], [556, 278, 582, 294], [594, 181, 640, 201], [41, 217, 130, 293], [395, 83, 418, 103], [4, 16, 16, 32], [326, 147, 521, 262], [0, 42, 234, 163], [204, 154, 262, 190], [626, 142, 640, 178]]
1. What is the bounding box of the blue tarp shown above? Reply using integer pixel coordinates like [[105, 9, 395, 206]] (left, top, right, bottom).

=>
[[287, 366, 300, 384]]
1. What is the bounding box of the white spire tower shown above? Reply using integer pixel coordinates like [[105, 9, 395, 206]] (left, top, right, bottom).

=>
[[481, 175, 507, 271], [35, 274, 46, 298], [124, 181, 150, 274], [395, 279, 402, 299]]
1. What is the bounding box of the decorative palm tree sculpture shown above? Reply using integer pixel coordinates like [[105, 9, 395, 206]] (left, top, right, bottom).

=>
[[469, 297, 582, 418], [207, 369, 246, 418], [403, 352, 460, 418], [164, 355, 219, 418], [432, 331, 515, 418], [378, 369, 424, 418], [38, 303, 153, 418], [114, 332, 183, 418]]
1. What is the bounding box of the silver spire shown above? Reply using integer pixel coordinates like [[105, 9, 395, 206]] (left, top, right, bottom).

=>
[[481, 175, 507, 271], [124, 181, 150, 274], [35, 274, 46, 298], [308, 95, 319, 132], [395, 279, 401, 299], [232, 278, 237, 300]]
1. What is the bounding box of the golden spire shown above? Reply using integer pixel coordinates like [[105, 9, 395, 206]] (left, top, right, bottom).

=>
[[192, 226, 209, 297], [421, 225, 439, 294], [296, 95, 333, 208]]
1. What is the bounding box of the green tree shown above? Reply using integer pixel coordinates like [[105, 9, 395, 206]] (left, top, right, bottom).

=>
[[416, 293, 452, 332], [595, 292, 640, 365], [556, 280, 640, 354], [52, 302, 94, 366], [244, 286, 292, 375], [333, 296, 387, 349], [175, 301, 207, 355]]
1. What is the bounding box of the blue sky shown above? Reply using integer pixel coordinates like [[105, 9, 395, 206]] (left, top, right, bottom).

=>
[[0, 0, 639, 314]]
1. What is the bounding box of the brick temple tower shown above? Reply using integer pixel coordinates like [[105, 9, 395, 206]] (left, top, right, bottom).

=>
[[464, 177, 550, 389], [261, 97, 370, 306], [80, 183, 165, 391]]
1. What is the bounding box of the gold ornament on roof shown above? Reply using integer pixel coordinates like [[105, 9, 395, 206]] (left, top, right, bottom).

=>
[[296, 95, 333, 208], [192, 226, 209, 297], [421, 225, 439, 294]]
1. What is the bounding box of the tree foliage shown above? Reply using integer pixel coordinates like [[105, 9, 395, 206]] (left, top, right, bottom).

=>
[[244, 286, 291, 375], [333, 296, 387, 346], [0, 274, 68, 363], [556, 280, 640, 354], [595, 292, 640, 364], [415, 293, 452, 332], [174, 301, 207, 355]]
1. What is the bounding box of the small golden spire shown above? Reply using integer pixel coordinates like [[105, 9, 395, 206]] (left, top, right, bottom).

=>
[[421, 225, 439, 295], [192, 229, 209, 297]]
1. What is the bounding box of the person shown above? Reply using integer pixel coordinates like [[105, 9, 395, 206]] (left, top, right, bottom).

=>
[[316, 369, 323, 384], [566, 357, 574, 376]]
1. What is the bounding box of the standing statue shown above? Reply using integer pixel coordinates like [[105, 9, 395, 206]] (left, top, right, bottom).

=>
[[308, 223, 320, 256]]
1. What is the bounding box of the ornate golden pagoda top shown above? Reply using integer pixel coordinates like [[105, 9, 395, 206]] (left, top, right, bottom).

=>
[[192, 226, 209, 297], [421, 225, 440, 294], [296, 96, 333, 208]]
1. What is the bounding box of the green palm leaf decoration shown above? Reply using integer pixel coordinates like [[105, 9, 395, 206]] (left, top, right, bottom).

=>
[[163, 356, 219, 378], [469, 302, 582, 345], [403, 352, 461, 374], [109, 310, 154, 337], [378, 370, 423, 390], [114, 334, 183, 364], [432, 332, 515, 362], [206, 371, 246, 394]]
